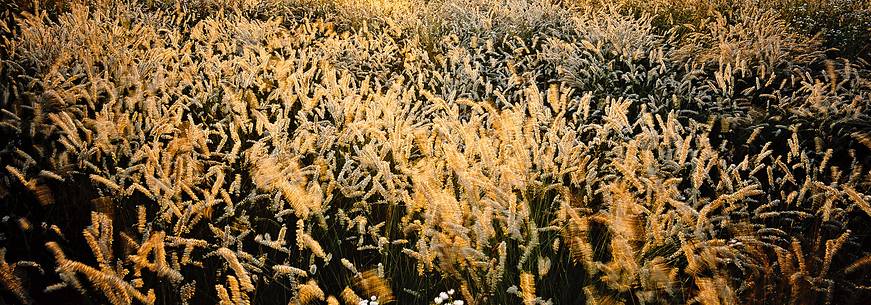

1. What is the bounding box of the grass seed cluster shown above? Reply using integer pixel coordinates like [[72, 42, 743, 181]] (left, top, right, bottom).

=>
[[1, 0, 870, 304]]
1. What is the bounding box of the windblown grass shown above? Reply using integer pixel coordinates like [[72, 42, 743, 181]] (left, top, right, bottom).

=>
[[1, 1, 870, 304]]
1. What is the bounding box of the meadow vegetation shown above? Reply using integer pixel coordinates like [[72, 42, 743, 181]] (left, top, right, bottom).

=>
[[0, 0, 870, 304]]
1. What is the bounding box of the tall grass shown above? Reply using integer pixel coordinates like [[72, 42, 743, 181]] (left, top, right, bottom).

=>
[[1, 1, 870, 304]]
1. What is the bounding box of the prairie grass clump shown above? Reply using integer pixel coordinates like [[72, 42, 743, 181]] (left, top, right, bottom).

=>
[[1, 0, 870, 304]]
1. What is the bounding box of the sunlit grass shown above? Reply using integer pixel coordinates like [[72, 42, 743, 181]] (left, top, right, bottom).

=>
[[0, 1, 869, 304]]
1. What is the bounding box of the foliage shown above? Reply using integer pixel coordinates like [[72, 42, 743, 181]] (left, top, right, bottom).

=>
[[1, 1, 870, 304]]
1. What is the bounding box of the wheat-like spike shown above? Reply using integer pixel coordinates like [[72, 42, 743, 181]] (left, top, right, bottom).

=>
[[137, 205, 147, 234], [341, 258, 360, 276], [537, 255, 551, 277], [341, 286, 361, 305], [356, 270, 394, 303], [216, 283, 232, 305], [46, 242, 156, 305], [791, 238, 807, 276], [5, 165, 31, 186], [216, 248, 255, 292], [228, 275, 248, 305], [17, 217, 31, 232], [819, 148, 834, 172], [695, 277, 723, 305], [820, 230, 850, 276], [459, 282, 475, 305], [82, 230, 106, 269], [90, 174, 121, 191], [180, 281, 197, 305], [273, 264, 308, 278], [38, 170, 64, 182], [851, 132, 871, 150], [0, 249, 32, 304], [843, 185, 871, 217], [130, 231, 183, 282], [296, 280, 325, 304], [845, 255, 871, 274], [520, 272, 535, 305], [297, 228, 327, 259]]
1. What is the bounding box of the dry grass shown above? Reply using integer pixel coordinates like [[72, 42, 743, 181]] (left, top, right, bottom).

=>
[[1, 0, 870, 304]]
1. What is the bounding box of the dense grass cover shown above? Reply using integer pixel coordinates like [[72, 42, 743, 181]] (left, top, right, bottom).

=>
[[1, 0, 870, 304]]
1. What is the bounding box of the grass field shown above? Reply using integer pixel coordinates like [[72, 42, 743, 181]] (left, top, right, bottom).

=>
[[1, 1, 870, 304]]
